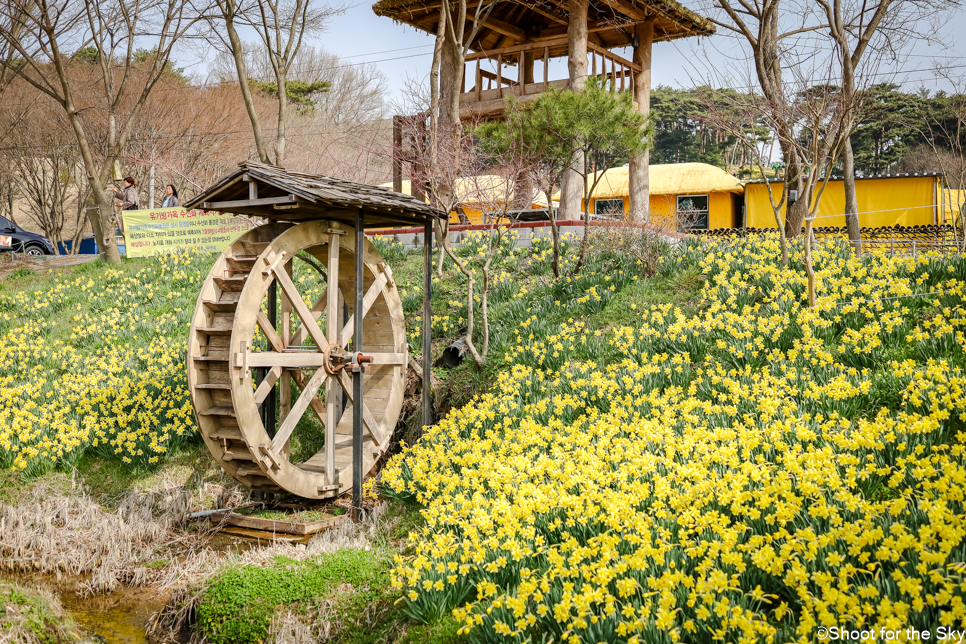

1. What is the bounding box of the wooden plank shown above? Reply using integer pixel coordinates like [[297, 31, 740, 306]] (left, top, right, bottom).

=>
[[464, 37, 569, 61], [218, 526, 308, 543], [254, 366, 283, 404], [537, 18, 636, 40], [367, 352, 408, 365], [211, 511, 347, 536], [325, 234, 343, 486], [272, 262, 331, 354], [337, 371, 386, 447], [271, 366, 327, 452], [203, 195, 296, 210], [469, 13, 526, 41], [587, 42, 641, 72], [247, 352, 326, 368], [479, 68, 518, 86]]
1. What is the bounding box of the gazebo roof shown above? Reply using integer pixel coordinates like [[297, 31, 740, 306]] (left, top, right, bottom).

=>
[[372, 0, 714, 55], [184, 162, 445, 228]]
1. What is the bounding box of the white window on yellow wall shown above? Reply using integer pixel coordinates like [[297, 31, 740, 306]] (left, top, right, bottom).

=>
[[594, 198, 625, 217], [676, 194, 709, 230]]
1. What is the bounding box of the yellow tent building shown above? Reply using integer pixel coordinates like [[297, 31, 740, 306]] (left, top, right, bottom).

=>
[[744, 174, 946, 229], [557, 163, 745, 229]]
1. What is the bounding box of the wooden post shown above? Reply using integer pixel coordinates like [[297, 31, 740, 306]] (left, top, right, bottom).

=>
[[560, 0, 589, 221], [422, 220, 433, 428], [628, 20, 653, 222], [497, 54, 503, 98], [148, 165, 155, 209], [476, 60, 482, 102], [805, 218, 816, 308], [522, 51, 535, 88], [392, 116, 402, 193], [543, 47, 549, 91], [352, 209, 365, 518]]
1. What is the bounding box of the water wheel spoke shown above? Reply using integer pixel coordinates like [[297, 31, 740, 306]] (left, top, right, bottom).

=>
[[248, 352, 327, 368], [290, 368, 332, 429], [336, 371, 387, 448], [338, 270, 389, 347], [270, 366, 327, 452], [289, 289, 328, 348], [254, 365, 283, 404], [257, 311, 286, 352], [271, 260, 330, 354], [326, 234, 341, 348]]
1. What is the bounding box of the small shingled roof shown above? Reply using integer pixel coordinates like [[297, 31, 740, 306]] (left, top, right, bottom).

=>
[[184, 162, 444, 227]]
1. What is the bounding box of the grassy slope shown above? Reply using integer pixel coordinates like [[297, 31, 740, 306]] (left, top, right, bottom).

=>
[[1, 233, 702, 643]]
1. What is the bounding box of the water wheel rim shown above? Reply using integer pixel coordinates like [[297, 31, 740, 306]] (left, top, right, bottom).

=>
[[229, 220, 406, 499]]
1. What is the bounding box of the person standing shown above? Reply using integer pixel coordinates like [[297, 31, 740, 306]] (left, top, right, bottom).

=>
[[161, 184, 180, 208], [111, 177, 140, 211]]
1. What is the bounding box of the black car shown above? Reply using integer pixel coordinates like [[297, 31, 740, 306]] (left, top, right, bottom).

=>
[[0, 215, 54, 255]]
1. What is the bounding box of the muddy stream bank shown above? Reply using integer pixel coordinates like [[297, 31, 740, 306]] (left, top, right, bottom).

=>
[[4, 532, 256, 644]]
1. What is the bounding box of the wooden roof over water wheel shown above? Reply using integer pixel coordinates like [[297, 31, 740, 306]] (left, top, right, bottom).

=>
[[183, 162, 445, 228], [372, 0, 714, 57]]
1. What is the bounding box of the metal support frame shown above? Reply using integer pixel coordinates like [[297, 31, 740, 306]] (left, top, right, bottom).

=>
[[352, 210, 365, 517], [422, 220, 433, 429], [263, 281, 277, 435]]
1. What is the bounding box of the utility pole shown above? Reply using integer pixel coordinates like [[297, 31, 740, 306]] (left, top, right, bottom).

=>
[[148, 165, 155, 209]]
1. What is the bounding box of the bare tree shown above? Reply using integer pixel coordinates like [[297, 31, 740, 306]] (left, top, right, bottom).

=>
[[701, 0, 954, 241], [816, 0, 951, 256], [243, 0, 343, 167], [0, 0, 197, 263], [209, 43, 387, 129], [409, 127, 525, 366], [908, 76, 966, 251], [8, 135, 90, 254]]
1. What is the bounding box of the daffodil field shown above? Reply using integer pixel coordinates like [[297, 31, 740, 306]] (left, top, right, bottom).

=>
[[383, 236, 966, 643], [0, 251, 212, 474]]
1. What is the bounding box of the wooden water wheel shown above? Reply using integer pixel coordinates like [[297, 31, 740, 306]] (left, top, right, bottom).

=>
[[183, 163, 440, 501]]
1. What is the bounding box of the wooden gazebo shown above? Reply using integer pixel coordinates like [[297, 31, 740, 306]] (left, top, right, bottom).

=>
[[374, 0, 712, 118], [183, 163, 444, 510], [373, 0, 713, 218]]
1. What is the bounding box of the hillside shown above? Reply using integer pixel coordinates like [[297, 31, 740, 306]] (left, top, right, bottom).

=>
[[1, 231, 964, 643]]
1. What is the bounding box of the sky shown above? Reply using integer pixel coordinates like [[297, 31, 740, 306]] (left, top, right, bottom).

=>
[[272, 0, 966, 109]]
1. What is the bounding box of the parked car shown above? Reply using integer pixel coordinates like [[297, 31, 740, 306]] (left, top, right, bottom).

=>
[[0, 216, 55, 255]]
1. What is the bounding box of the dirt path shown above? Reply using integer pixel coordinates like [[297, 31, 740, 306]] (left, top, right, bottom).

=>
[[0, 254, 97, 277]]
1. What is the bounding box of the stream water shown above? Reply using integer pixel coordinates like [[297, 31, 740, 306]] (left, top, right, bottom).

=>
[[6, 533, 255, 644], [59, 585, 165, 644]]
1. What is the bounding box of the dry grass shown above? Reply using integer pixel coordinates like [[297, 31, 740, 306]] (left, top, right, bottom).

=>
[[0, 472, 251, 595]]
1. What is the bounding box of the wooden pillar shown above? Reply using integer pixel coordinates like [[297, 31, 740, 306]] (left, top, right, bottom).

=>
[[522, 51, 535, 89], [392, 116, 402, 193], [560, 0, 589, 221], [629, 20, 653, 222]]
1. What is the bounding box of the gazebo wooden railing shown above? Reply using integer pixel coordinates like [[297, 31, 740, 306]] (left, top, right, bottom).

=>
[[460, 40, 642, 118]]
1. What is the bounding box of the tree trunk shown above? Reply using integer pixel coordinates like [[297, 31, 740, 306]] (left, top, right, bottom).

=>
[[843, 136, 862, 256], [226, 16, 271, 164], [545, 189, 561, 278], [275, 67, 288, 167], [628, 20, 653, 222], [560, 0, 588, 222], [781, 146, 806, 237]]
